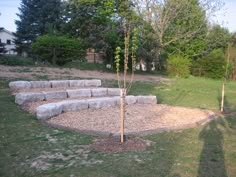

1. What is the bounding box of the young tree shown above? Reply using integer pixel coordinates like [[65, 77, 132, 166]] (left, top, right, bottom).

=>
[[15, 0, 62, 54], [114, 0, 139, 143]]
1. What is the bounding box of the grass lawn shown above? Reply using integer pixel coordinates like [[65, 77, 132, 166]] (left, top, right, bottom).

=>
[[0, 76, 236, 177]]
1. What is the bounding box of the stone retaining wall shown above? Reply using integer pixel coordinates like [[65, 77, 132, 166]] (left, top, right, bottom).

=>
[[37, 96, 157, 120], [15, 88, 121, 105], [9, 79, 102, 91]]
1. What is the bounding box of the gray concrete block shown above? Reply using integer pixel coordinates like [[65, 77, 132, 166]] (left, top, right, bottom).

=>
[[137, 96, 157, 104], [125, 95, 137, 105], [67, 89, 91, 98], [15, 92, 45, 105], [44, 91, 67, 100], [84, 80, 101, 87], [88, 97, 118, 109], [9, 81, 32, 91], [107, 88, 120, 96], [30, 81, 51, 88], [36, 103, 63, 120], [61, 100, 89, 112], [69, 80, 85, 87], [50, 80, 69, 88], [91, 88, 107, 97]]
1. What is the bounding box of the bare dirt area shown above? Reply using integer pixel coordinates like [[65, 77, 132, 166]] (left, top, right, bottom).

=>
[[91, 137, 152, 153], [0, 65, 169, 82], [46, 104, 217, 136]]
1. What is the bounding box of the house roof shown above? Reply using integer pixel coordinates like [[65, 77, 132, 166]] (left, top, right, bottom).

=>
[[0, 27, 15, 37]]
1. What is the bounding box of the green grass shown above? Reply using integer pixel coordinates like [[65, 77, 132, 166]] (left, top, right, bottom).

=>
[[130, 76, 236, 111], [0, 55, 34, 66], [0, 77, 236, 177]]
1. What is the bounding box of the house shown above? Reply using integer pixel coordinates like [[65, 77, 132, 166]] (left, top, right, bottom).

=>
[[85, 48, 105, 63], [0, 27, 17, 55]]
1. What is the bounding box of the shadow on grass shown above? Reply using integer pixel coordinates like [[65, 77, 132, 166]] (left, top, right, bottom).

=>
[[198, 118, 228, 177]]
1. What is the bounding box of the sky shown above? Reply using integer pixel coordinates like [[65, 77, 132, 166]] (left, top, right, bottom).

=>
[[0, 0, 236, 33]]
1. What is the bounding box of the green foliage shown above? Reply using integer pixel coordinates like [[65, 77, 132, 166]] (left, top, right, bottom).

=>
[[165, 0, 208, 58], [15, 0, 62, 54], [115, 46, 121, 73], [167, 54, 192, 77], [206, 25, 231, 51], [0, 55, 34, 66], [192, 49, 226, 79], [32, 35, 85, 66]]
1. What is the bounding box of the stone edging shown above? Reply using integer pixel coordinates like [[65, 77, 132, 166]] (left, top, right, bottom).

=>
[[36, 96, 157, 120]]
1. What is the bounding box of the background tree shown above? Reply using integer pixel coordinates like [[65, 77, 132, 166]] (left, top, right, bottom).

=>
[[15, 0, 62, 55], [61, 0, 124, 65], [133, 0, 222, 70]]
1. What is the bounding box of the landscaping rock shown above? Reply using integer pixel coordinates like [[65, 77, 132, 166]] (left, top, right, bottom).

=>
[[69, 80, 85, 87], [36, 103, 63, 120], [125, 96, 137, 105], [44, 91, 67, 100], [137, 96, 157, 104], [9, 81, 32, 91], [67, 89, 91, 98], [50, 80, 69, 88], [30, 81, 51, 88], [61, 100, 89, 112], [88, 97, 119, 109], [15, 92, 45, 105], [84, 80, 101, 87], [107, 88, 120, 96], [91, 88, 107, 97]]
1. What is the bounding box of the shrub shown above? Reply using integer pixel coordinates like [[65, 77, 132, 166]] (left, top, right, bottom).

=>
[[32, 35, 85, 66], [167, 54, 191, 78], [191, 49, 226, 79], [0, 55, 34, 66]]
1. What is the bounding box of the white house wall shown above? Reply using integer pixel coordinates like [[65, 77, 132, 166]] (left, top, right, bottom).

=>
[[0, 30, 17, 55]]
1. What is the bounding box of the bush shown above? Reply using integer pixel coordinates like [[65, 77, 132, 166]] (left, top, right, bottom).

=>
[[0, 55, 34, 66], [32, 35, 85, 66], [191, 49, 226, 79], [167, 54, 191, 78]]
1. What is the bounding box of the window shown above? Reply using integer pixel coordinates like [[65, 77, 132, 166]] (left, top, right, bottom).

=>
[[0, 39, 1, 43], [7, 40, 11, 45]]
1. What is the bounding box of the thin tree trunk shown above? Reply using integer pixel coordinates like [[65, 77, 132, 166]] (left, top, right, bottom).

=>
[[220, 82, 225, 113], [120, 89, 125, 143]]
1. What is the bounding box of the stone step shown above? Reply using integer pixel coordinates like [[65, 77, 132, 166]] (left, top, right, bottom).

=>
[[15, 88, 120, 105], [9, 79, 102, 91], [36, 96, 157, 120]]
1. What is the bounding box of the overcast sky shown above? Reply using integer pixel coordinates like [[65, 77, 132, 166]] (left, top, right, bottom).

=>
[[0, 0, 236, 32]]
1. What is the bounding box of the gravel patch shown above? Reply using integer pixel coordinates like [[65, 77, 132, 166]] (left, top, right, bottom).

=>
[[46, 104, 216, 135]]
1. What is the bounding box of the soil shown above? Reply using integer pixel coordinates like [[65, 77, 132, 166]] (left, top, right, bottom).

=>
[[0, 65, 169, 83], [91, 136, 152, 153]]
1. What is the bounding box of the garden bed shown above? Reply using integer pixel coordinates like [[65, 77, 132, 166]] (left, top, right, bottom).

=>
[[45, 104, 217, 136]]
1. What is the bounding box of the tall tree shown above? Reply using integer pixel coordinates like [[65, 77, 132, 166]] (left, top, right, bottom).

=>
[[61, 0, 124, 64], [15, 0, 62, 54], [133, 0, 222, 70]]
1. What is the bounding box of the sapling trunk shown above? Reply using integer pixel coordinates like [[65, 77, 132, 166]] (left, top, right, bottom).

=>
[[115, 25, 138, 143], [221, 44, 230, 113]]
